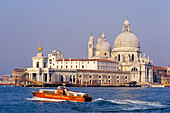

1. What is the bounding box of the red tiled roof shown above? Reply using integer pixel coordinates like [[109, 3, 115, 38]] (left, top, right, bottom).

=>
[[12, 68, 25, 72], [153, 66, 167, 71], [76, 69, 129, 74], [56, 59, 118, 63]]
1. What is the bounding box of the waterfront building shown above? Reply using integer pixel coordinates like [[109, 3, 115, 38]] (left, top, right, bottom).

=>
[[153, 66, 167, 83], [26, 19, 153, 86], [161, 76, 170, 87], [26, 50, 129, 85], [12, 68, 25, 84], [166, 65, 170, 76], [88, 19, 153, 83], [0, 75, 12, 83], [160, 65, 170, 87]]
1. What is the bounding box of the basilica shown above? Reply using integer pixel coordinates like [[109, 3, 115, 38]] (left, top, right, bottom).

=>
[[26, 19, 153, 86], [88, 19, 153, 83]]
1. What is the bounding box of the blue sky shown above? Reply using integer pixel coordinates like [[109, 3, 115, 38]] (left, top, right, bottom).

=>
[[0, 0, 170, 75]]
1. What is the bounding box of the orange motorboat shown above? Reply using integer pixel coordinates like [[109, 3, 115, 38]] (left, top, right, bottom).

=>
[[32, 86, 92, 102]]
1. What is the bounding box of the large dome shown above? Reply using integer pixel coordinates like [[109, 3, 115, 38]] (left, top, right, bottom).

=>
[[113, 32, 140, 48], [96, 40, 111, 52]]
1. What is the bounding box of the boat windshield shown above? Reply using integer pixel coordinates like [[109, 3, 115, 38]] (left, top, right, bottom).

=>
[[57, 86, 66, 90]]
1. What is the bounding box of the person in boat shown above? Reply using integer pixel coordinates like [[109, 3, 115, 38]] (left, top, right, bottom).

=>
[[63, 88, 66, 95]]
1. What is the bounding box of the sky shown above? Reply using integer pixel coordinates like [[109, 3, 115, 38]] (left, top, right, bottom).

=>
[[0, 0, 170, 75]]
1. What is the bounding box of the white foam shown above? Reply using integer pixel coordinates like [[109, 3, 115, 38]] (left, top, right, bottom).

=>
[[124, 99, 164, 107], [107, 99, 129, 105], [26, 97, 66, 102], [102, 99, 165, 107], [92, 98, 104, 102]]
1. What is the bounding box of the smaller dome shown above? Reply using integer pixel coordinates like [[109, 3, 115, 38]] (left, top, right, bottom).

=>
[[96, 40, 111, 52], [98, 36, 103, 43]]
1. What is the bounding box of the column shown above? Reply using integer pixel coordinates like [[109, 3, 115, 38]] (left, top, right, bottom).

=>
[[37, 73, 39, 81], [72, 75, 73, 84], [30, 73, 33, 81], [149, 68, 153, 82], [47, 73, 50, 83], [29, 73, 31, 80]]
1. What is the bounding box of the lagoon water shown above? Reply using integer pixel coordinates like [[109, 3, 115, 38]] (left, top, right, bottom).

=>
[[0, 85, 170, 113]]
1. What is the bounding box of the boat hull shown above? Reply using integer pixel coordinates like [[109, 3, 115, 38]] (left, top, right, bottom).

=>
[[1, 83, 14, 85], [32, 92, 92, 102]]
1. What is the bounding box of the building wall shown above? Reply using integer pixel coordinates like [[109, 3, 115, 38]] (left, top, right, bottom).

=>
[[52, 70, 130, 86], [48, 59, 119, 71]]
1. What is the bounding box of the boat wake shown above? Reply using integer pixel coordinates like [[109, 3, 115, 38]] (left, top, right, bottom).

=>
[[26, 97, 66, 102], [93, 98, 164, 106], [92, 98, 167, 111]]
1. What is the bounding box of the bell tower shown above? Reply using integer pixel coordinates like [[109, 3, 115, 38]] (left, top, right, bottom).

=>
[[88, 33, 95, 59]]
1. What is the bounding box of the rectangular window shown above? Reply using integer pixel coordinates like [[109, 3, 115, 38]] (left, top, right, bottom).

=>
[[36, 62, 39, 68], [44, 62, 46, 68], [118, 54, 120, 61]]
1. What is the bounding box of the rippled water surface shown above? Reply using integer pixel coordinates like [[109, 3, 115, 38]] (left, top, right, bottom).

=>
[[0, 86, 170, 112]]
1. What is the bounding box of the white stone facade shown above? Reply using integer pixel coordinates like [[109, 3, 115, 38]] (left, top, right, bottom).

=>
[[26, 51, 120, 85], [88, 19, 153, 83]]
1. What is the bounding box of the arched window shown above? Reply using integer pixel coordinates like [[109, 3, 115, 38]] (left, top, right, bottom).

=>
[[108, 75, 110, 79], [70, 75, 72, 82], [89, 75, 92, 78], [118, 54, 120, 61], [125, 76, 128, 79], [132, 54, 134, 61], [79, 75, 82, 78], [131, 67, 138, 71], [99, 75, 102, 78]]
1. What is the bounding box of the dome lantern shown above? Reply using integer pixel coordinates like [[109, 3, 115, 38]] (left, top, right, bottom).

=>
[[122, 18, 131, 33]]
